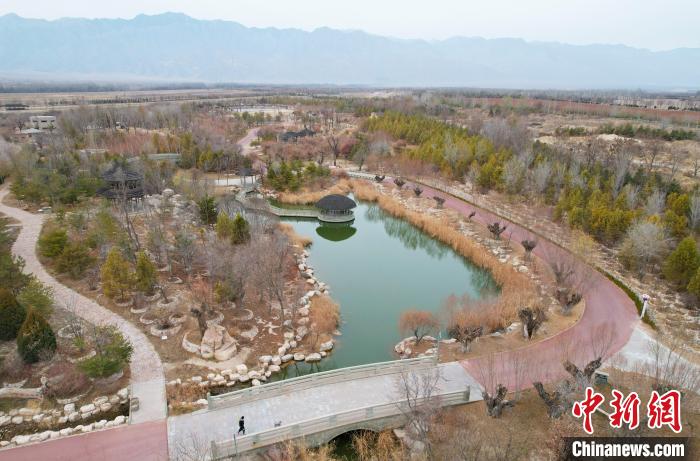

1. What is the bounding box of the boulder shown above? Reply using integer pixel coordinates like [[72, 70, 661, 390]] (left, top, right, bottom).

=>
[[271, 355, 281, 366], [68, 412, 80, 422], [0, 416, 10, 426], [63, 403, 76, 415], [80, 404, 96, 414], [94, 420, 106, 430], [190, 376, 202, 383], [297, 317, 309, 326], [236, 364, 248, 375], [251, 379, 261, 387], [305, 353, 322, 363], [14, 435, 30, 445], [281, 354, 294, 363], [297, 307, 310, 317], [18, 408, 36, 417], [268, 364, 281, 373], [114, 415, 126, 425], [196, 399, 208, 406], [117, 388, 129, 400], [296, 326, 308, 339], [59, 428, 73, 436], [319, 340, 334, 352], [32, 414, 43, 423], [11, 416, 23, 425], [293, 353, 305, 361], [94, 396, 109, 406], [100, 403, 112, 413], [201, 324, 237, 360]]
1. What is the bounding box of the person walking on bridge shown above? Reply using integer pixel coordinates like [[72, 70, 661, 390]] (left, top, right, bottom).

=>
[[238, 416, 246, 435]]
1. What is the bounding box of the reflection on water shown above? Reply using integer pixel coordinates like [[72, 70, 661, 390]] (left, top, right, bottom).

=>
[[280, 195, 498, 378], [316, 222, 357, 242]]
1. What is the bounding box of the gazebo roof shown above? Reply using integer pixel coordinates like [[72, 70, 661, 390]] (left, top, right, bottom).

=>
[[101, 162, 143, 182], [315, 194, 357, 211]]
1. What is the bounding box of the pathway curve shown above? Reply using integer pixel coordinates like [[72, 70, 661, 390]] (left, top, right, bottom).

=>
[[0, 187, 169, 459], [382, 177, 641, 390]]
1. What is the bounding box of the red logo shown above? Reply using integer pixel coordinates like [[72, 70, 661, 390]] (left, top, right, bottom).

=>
[[647, 390, 682, 433], [609, 390, 641, 430], [572, 387, 605, 434]]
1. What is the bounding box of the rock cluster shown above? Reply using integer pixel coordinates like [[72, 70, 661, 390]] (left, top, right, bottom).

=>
[[0, 388, 129, 448]]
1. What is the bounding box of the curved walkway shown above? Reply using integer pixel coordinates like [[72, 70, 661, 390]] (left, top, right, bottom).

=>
[[390, 177, 640, 390], [0, 187, 168, 459]]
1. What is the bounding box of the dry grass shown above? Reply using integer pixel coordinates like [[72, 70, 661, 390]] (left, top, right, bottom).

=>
[[279, 222, 313, 247], [276, 178, 353, 205], [351, 181, 537, 328], [309, 295, 340, 346]]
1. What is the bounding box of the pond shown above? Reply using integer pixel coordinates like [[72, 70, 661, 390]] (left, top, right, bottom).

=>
[[277, 195, 498, 378]]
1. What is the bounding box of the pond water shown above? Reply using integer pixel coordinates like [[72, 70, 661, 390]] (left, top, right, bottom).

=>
[[276, 196, 498, 378]]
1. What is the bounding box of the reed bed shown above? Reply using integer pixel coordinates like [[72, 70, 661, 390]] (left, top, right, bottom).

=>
[[279, 222, 313, 247], [351, 181, 537, 328]]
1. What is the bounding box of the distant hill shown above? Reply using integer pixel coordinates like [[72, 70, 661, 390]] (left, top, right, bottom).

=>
[[1, 13, 698, 89]]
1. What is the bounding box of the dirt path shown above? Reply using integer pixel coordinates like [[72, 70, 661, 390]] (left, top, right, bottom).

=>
[[0, 187, 167, 425]]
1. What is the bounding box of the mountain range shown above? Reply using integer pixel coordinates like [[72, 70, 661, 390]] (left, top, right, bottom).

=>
[[1, 13, 698, 89]]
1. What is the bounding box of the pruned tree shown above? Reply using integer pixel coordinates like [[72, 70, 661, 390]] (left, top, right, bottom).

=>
[[399, 309, 438, 344], [532, 381, 574, 418], [413, 186, 423, 197], [393, 177, 406, 189], [482, 384, 513, 418], [487, 221, 507, 240], [564, 357, 602, 390], [374, 174, 385, 182], [433, 196, 445, 208], [521, 239, 537, 262], [101, 248, 133, 302], [518, 307, 545, 340]]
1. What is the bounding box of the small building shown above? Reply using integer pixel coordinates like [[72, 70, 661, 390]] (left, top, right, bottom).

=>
[[279, 127, 315, 142], [29, 116, 56, 131], [99, 162, 144, 201], [315, 194, 356, 223]]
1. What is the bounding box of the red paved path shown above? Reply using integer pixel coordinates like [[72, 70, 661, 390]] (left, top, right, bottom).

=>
[[0, 421, 168, 461], [407, 179, 640, 390]]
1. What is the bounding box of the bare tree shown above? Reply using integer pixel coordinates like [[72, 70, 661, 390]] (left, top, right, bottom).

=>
[[690, 194, 700, 231], [399, 309, 438, 344], [518, 307, 545, 339], [394, 368, 442, 457]]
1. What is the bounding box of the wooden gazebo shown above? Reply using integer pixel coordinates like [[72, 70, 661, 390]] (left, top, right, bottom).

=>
[[315, 194, 356, 223], [99, 162, 144, 201]]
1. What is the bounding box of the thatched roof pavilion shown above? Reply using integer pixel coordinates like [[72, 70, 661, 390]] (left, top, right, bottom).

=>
[[100, 162, 144, 200], [315, 194, 356, 223]]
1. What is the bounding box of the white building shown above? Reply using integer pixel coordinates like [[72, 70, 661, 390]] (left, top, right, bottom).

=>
[[28, 115, 56, 131]]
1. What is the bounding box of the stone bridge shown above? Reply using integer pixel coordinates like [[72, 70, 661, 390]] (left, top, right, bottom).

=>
[[167, 357, 481, 459]]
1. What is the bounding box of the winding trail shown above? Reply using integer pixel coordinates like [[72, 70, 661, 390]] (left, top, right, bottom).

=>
[[395, 178, 641, 389], [0, 187, 168, 460]]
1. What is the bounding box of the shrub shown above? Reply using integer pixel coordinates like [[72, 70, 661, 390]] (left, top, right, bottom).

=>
[[215, 211, 235, 239], [0, 252, 30, 294], [0, 288, 26, 340], [56, 241, 95, 278], [134, 251, 157, 295], [16, 279, 54, 317], [663, 237, 700, 287], [398, 309, 438, 344], [687, 267, 700, 298], [43, 362, 91, 399], [17, 309, 57, 363], [79, 326, 133, 378], [38, 227, 68, 258]]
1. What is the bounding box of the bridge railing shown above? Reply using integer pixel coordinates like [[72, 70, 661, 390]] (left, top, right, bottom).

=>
[[207, 355, 436, 410], [210, 388, 469, 458]]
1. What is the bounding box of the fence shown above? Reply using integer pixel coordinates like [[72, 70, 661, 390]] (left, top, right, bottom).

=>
[[210, 388, 469, 458], [207, 355, 436, 410]]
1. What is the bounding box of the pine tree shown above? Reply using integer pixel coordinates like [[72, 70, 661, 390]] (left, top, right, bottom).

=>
[[663, 237, 700, 287], [17, 309, 57, 363], [215, 212, 235, 240], [134, 251, 157, 295], [197, 195, 218, 225], [231, 213, 250, 244], [38, 228, 68, 258], [687, 267, 700, 298], [0, 288, 26, 340], [101, 248, 133, 301]]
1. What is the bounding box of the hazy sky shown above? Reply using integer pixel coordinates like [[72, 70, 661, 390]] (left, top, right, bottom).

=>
[[2, 0, 698, 51]]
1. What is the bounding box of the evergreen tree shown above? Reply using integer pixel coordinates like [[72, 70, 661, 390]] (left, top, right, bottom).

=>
[[101, 248, 133, 301], [197, 195, 218, 225], [17, 309, 57, 363], [215, 212, 235, 240], [56, 241, 94, 279], [231, 213, 251, 244], [688, 267, 700, 298], [38, 228, 68, 258], [0, 288, 26, 340], [16, 279, 54, 317], [134, 251, 157, 295], [663, 237, 700, 287]]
